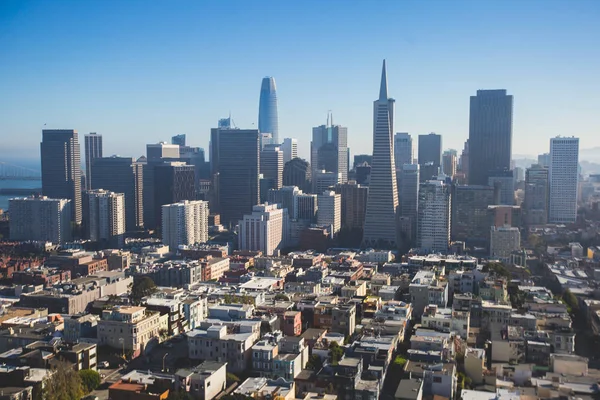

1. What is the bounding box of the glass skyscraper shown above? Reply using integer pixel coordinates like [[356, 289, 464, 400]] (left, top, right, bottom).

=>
[[258, 76, 279, 144]]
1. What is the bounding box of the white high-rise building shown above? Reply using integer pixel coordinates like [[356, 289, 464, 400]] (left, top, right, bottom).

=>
[[363, 60, 399, 247], [239, 203, 288, 255], [84, 189, 126, 248], [282, 138, 298, 164], [161, 200, 209, 250], [417, 179, 451, 252], [9, 197, 72, 244], [394, 132, 413, 168], [549, 137, 579, 224], [317, 191, 341, 235]]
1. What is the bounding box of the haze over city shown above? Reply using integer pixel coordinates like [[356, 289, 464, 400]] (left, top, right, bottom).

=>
[[1, 0, 600, 163]]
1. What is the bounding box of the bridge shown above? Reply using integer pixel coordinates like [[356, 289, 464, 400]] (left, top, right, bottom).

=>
[[0, 162, 41, 180]]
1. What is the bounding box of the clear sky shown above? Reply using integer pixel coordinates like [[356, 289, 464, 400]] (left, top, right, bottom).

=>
[[1, 0, 599, 167]]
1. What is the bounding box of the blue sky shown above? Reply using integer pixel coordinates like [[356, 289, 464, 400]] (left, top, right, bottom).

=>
[[1, 0, 599, 167]]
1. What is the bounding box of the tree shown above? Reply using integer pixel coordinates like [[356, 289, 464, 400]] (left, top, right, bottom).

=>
[[168, 390, 194, 400], [129, 276, 158, 305], [562, 289, 579, 314], [226, 372, 240, 384], [78, 369, 101, 394], [43, 362, 84, 400], [392, 356, 407, 368], [329, 341, 344, 366], [306, 354, 323, 371], [274, 293, 290, 301]]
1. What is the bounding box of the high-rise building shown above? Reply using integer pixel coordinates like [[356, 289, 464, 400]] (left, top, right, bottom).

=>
[[549, 137, 579, 224], [335, 181, 368, 230], [268, 186, 300, 217], [84, 132, 103, 190], [394, 133, 413, 169], [398, 164, 420, 247], [41, 129, 82, 224], [179, 146, 206, 183], [524, 164, 549, 226], [417, 180, 451, 253], [258, 77, 279, 144], [171, 134, 186, 146], [537, 153, 550, 168], [91, 156, 144, 231], [355, 163, 371, 186], [211, 128, 260, 226], [317, 191, 341, 235], [239, 203, 287, 255], [488, 205, 522, 230], [488, 170, 515, 205], [260, 146, 284, 191], [294, 193, 318, 222], [362, 60, 399, 248], [161, 200, 209, 251], [311, 121, 348, 183], [457, 140, 469, 183], [83, 189, 126, 248], [490, 226, 520, 261], [451, 185, 498, 248], [283, 158, 311, 193], [153, 162, 196, 230], [9, 197, 72, 244], [353, 155, 372, 170], [143, 142, 181, 229], [282, 138, 298, 164], [442, 150, 457, 178], [468, 90, 513, 185], [418, 133, 442, 179], [313, 170, 340, 194]]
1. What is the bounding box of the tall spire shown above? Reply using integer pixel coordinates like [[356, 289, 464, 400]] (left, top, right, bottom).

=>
[[379, 59, 388, 100]]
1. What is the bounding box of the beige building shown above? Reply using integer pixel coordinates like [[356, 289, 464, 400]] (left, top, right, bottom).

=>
[[98, 306, 166, 358], [464, 347, 485, 385]]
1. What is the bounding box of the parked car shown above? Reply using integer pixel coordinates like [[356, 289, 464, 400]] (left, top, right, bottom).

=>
[[99, 361, 110, 368]]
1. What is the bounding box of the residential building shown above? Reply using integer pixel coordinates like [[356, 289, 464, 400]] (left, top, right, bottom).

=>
[[259, 76, 279, 144], [281, 138, 298, 164], [84, 132, 103, 190], [239, 204, 288, 256], [363, 60, 399, 248], [549, 136, 579, 223], [145, 297, 186, 336], [283, 158, 311, 193], [234, 377, 295, 400], [41, 129, 82, 224], [409, 270, 448, 316], [490, 226, 520, 261], [177, 361, 227, 400], [417, 180, 451, 253], [311, 119, 348, 183], [418, 133, 442, 181], [83, 189, 126, 248], [317, 191, 341, 235], [335, 181, 368, 230], [9, 197, 72, 244], [283, 311, 302, 336], [394, 132, 413, 168], [468, 90, 513, 186], [161, 200, 209, 250], [421, 305, 470, 339]]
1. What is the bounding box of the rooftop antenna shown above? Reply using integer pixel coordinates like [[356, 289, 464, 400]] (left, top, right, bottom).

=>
[[327, 110, 332, 127]]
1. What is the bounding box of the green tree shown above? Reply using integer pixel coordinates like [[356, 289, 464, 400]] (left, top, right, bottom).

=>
[[226, 372, 240, 384], [274, 293, 290, 301], [129, 276, 158, 305], [329, 341, 344, 366], [78, 369, 101, 394], [562, 289, 579, 314], [306, 354, 323, 370], [43, 362, 84, 400], [392, 356, 407, 368], [168, 390, 194, 400]]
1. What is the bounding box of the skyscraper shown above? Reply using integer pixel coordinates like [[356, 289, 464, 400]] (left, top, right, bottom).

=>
[[317, 191, 341, 235], [398, 164, 419, 248], [153, 162, 196, 229], [143, 142, 181, 229], [394, 133, 413, 169], [335, 181, 368, 230], [258, 76, 279, 144], [171, 134, 186, 146], [362, 60, 399, 248], [294, 193, 318, 222], [161, 200, 209, 250], [283, 158, 311, 193], [92, 156, 144, 231], [41, 129, 82, 224], [83, 189, 126, 248], [239, 203, 287, 255], [418, 133, 442, 182], [84, 132, 103, 190], [524, 164, 549, 226], [417, 179, 451, 252], [9, 197, 72, 244], [442, 150, 457, 177], [451, 185, 498, 248], [260, 146, 284, 190], [268, 186, 301, 217], [282, 138, 298, 164], [468, 90, 513, 185], [311, 121, 348, 183], [488, 170, 515, 205], [549, 137, 579, 224]]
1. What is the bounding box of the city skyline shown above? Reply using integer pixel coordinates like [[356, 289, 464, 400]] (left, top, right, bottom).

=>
[[1, 1, 599, 164]]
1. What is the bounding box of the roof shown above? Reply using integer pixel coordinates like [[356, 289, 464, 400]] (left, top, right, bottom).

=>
[[394, 378, 423, 400], [460, 390, 497, 400]]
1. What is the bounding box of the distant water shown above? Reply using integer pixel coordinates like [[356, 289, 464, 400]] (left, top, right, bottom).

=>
[[0, 180, 42, 211]]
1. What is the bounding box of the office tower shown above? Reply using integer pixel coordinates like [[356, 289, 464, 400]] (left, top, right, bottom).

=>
[[153, 162, 195, 230], [171, 134, 186, 146], [294, 193, 318, 222], [179, 145, 206, 183], [537, 153, 550, 168], [92, 156, 144, 231], [468, 90, 513, 185], [398, 164, 420, 247], [488, 170, 515, 205], [143, 142, 181, 229], [282, 138, 298, 164], [9, 197, 72, 244], [239, 203, 287, 255], [283, 158, 311, 193], [211, 128, 260, 226], [490, 226, 521, 261], [549, 137, 579, 224], [457, 140, 469, 183], [513, 167, 524, 183], [394, 133, 413, 169], [83, 189, 126, 248], [353, 155, 372, 169], [419, 162, 439, 183], [335, 181, 368, 230], [417, 180, 451, 252], [260, 146, 284, 190], [260, 133, 273, 149], [355, 163, 371, 186], [41, 129, 82, 224], [524, 164, 549, 225], [313, 170, 341, 194], [268, 186, 301, 217], [418, 133, 442, 178], [258, 76, 279, 144], [317, 191, 341, 235], [311, 120, 348, 183], [451, 185, 498, 248], [363, 61, 399, 248], [442, 150, 457, 177], [487, 205, 522, 237], [84, 132, 103, 190], [161, 200, 209, 250]]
